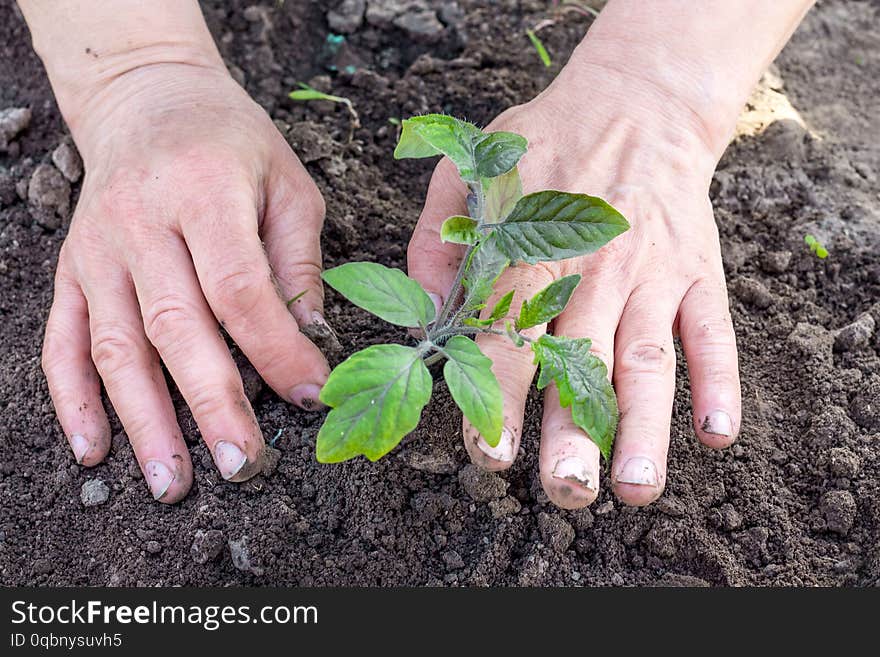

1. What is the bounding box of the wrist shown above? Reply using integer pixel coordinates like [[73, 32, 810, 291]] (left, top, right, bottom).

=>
[[45, 41, 226, 139]]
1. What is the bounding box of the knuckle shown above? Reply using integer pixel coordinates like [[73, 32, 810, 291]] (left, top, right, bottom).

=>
[[211, 266, 265, 320], [616, 337, 675, 377], [142, 294, 197, 351], [90, 323, 148, 376], [187, 382, 241, 423]]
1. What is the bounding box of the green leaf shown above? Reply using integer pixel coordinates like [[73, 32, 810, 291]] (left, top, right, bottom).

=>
[[289, 83, 344, 103], [393, 115, 527, 183], [526, 29, 552, 67], [460, 235, 510, 313], [442, 336, 504, 447], [492, 191, 629, 265], [488, 290, 514, 322], [322, 262, 436, 328], [393, 114, 483, 180], [440, 215, 480, 245], [317, 345, 432, 462], [531, 334, 618, 459], [516, 274, 581, 330], [474, 131, 528, 179], [804, 234, 828, 259], [483, 167, 523, 223], [462, 290, 514, 328]]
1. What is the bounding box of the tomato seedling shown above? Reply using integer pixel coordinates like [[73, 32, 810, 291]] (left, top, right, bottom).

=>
[[804, 233, 829, 259], [316, 114, 629, 463]]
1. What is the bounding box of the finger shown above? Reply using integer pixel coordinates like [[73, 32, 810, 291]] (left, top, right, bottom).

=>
[[540, 385, 602, 509], [81, 267, 193, 503], [263, 154, 327, 329], [611, 285, 678, 506], [407, 159, 469, 309], [181, 192, 330, 410], [679, 276, 741, 449], [130, 233, 265, 482], [42, 260, 110, 467], [462, 264, 555, 470], [538, 274, 625, 508]]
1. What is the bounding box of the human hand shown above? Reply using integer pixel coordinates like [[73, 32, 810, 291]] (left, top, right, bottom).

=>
[[407, 68, 741, 508], [41, 62, 330, 502]]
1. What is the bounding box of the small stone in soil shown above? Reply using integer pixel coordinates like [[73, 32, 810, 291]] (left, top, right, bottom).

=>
[[733, 277, 774, 309], [834, 312, 875, 352], [228, 536, 255, 573], [488, 495, 521, 518], [850, 375, 880, 430], [819, 490, 856, 535], [828, 447, 860, 478], [145, 540, 162, 554], [441, 549, 465, 570], [760, 250, 792, 274], [327, 0, 366, 33], [192, 530, 225, 564], [458, 464, 507, 503], [51, 142, 83, 183], [28, 163, 70, 230], [80, 479, 110, 507], [538, 512, 575, 553], [0, 107, 31, 152], [399, 448, 457, 474]]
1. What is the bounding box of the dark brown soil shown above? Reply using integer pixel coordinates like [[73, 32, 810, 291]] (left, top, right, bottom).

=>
[[1, 1, 879, 586]]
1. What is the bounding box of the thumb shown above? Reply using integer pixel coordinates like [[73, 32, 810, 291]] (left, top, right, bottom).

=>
[[262, 152, 338, 350], [407, 159, 470, 309]]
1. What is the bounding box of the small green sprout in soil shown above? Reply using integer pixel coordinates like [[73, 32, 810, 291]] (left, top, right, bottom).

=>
[[527, 29, 552, 67], [804, 233, 829, 259], [314, 114, 629, 463], [289, 82, 361, 142], [527, 1, 600, 68]]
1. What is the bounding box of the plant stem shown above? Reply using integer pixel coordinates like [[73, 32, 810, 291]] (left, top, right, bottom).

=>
[[430, 325, 534, 344]]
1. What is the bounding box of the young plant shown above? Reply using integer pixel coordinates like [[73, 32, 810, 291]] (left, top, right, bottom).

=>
[[289, 82, 361, 142], [804, 233, 829, 259], [526, 29, 552, 67], [315, 114, 629, 464]]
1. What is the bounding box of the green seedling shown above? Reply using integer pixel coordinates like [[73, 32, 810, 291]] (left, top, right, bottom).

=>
[[804, 234, 829, 259], [527, 29, 552, 67], [527, 1, 600, 67], [315, 114, 629, 464], [289, 82, 361, 142]]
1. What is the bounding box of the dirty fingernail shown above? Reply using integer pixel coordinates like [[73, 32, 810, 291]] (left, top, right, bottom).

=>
[[214, 441, 248, 480], [552, 456, 597, 492], [290, 383, 326, 411], [144, 460, 175, 500], [616, 456, 659, 486], [476, 427, 515, 463], [428, 293, 442, 319], [702, 410, 733, 437], [70, 433, 91, 464]]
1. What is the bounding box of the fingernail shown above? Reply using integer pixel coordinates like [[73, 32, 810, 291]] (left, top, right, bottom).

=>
[[427, 293, 442, 320], [290, 383, 326, 411], [702, 410, 733, 437], [144, 460, 175, 500], [552, 456, 597, 492], [311, 310, 331, 328], [70, 433, 91, 464], [214, 441, 248, 480], [616, 456, 659, 486], [476, 427, 516, 463]]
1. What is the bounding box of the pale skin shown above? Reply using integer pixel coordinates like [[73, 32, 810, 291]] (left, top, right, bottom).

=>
[[20, 0, 814, 507]]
